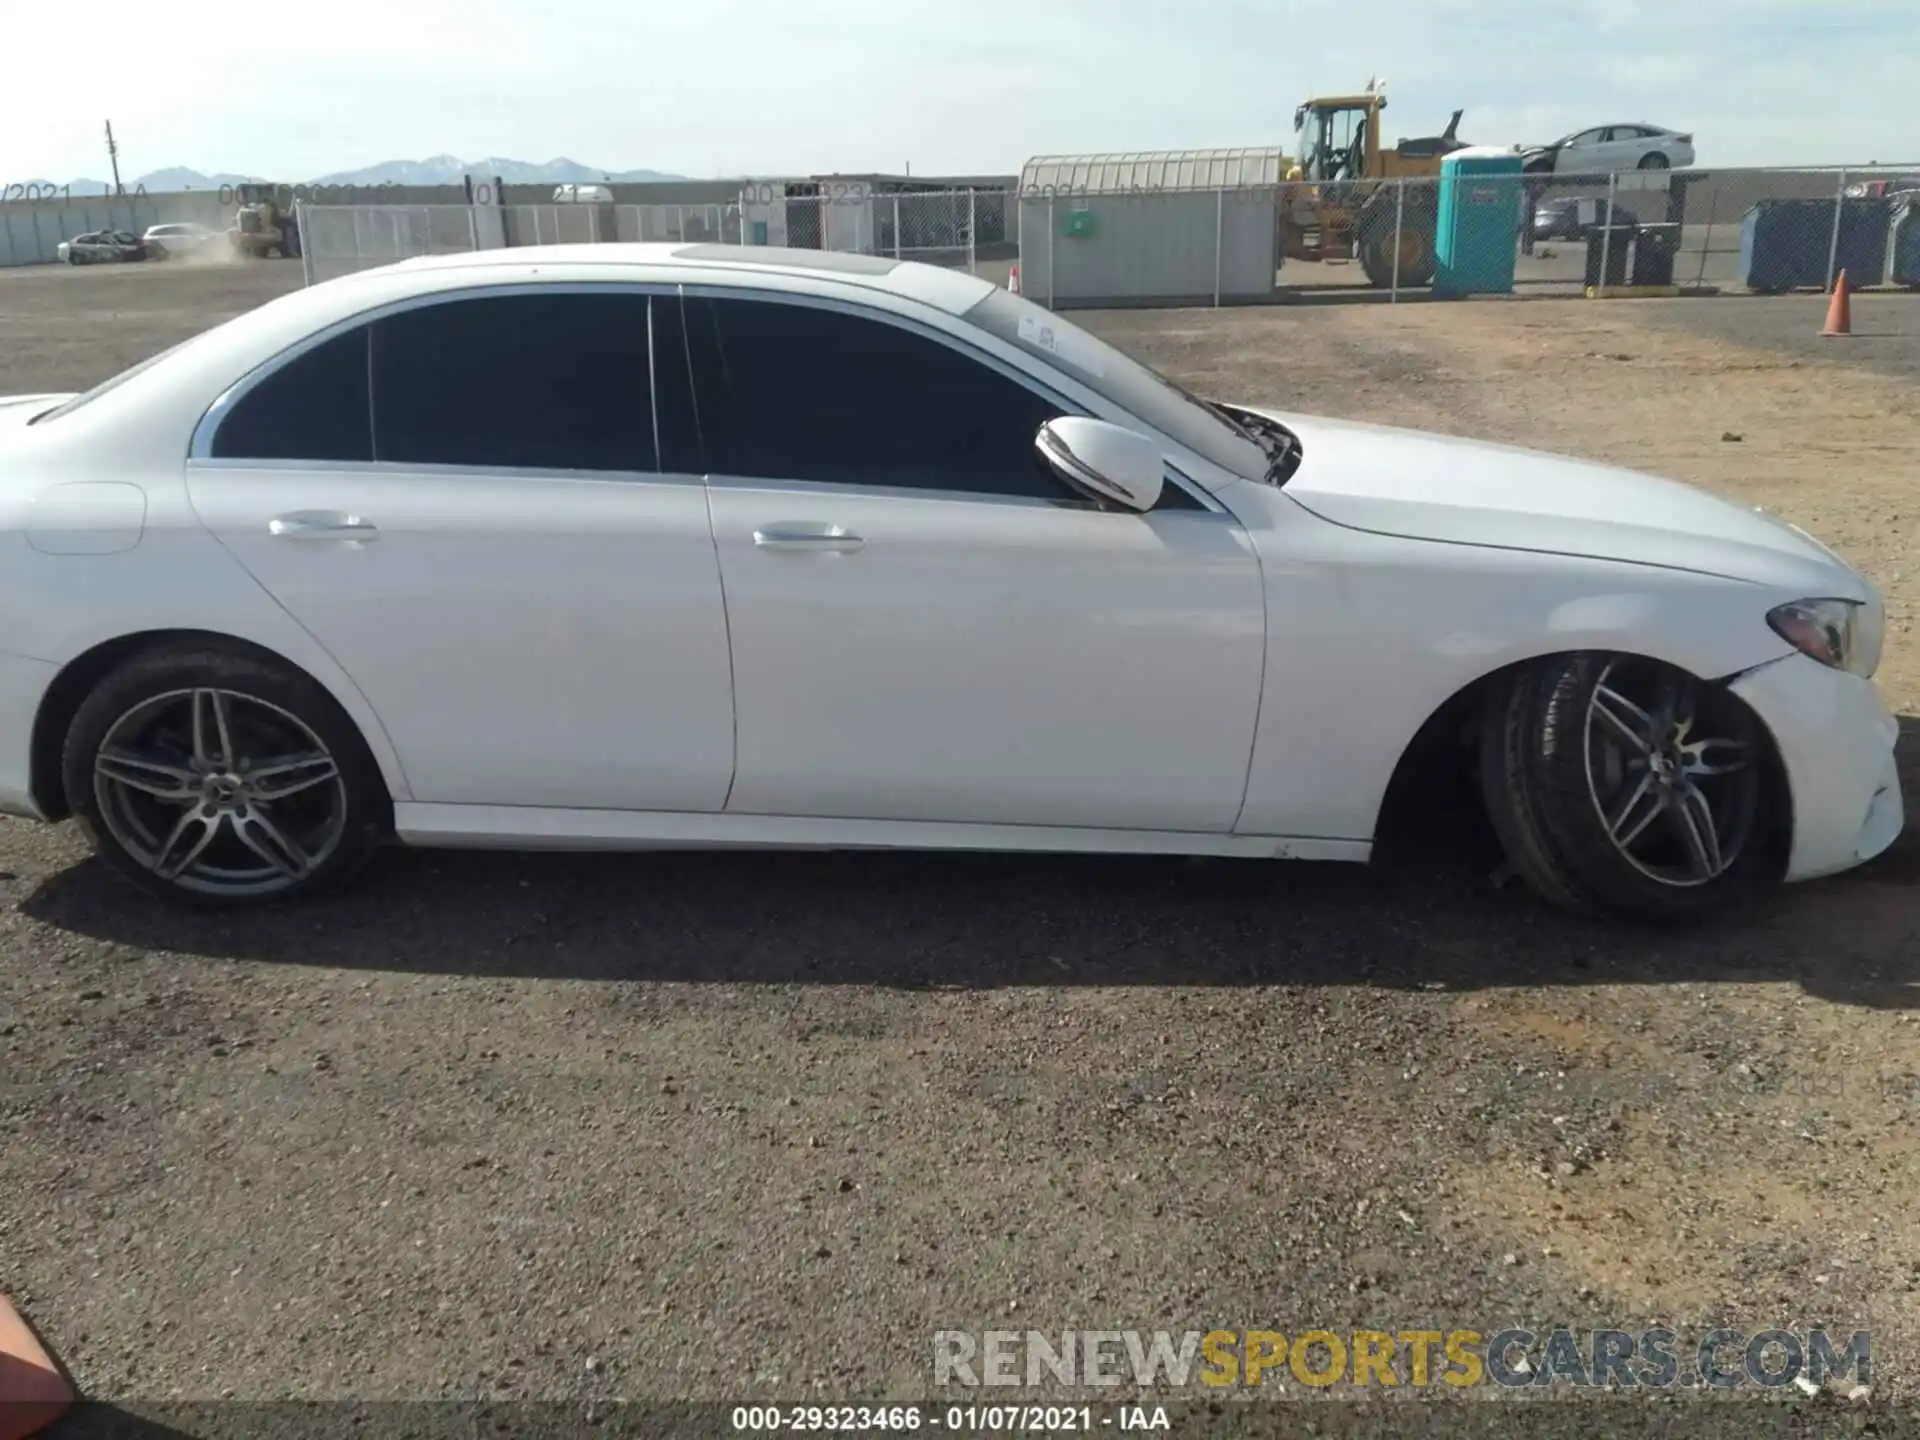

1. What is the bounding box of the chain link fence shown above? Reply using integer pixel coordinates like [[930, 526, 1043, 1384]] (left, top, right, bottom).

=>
[[1016, 163, 1920, 308], [299, 191, 1007, 286], [299, 170, 1920, 302], [298, 206, 484, 284]]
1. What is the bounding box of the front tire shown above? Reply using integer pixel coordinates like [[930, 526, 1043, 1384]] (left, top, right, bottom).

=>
[[62, 644, 388, 907], [1358, 192, 1438, 288], [1480, 653, 1780, 921]]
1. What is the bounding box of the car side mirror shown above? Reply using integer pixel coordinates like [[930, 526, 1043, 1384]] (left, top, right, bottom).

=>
[[1034, 417, 1164, 513]]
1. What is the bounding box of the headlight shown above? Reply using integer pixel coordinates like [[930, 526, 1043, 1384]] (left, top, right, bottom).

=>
[[1767, 598, 1881, 679]]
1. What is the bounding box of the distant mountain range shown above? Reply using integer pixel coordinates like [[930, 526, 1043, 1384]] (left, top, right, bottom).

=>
[[19, 157, 692, 193]]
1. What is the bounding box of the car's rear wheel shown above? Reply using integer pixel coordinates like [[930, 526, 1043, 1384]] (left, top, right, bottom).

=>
[[1480, 653, 1779, 920], [62, 645, 387, 907], [1638, 153, 1670, 170]]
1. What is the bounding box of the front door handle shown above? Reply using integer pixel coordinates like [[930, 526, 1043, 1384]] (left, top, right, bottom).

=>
[[752, 524, 864, 553], [269, 512, 380, 542]]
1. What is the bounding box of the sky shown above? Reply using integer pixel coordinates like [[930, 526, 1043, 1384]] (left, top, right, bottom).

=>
[[4, 0, 1916, 183]]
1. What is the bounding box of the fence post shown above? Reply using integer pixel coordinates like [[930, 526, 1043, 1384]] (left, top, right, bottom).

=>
[[296, 201, 313, 286], [467, 204, 479, 254], [1597, 171, 1619, 298], [1825, 167, 1849, 292], [891, 195, 901, 259], [1214, 187, 1224, 308], [1047, 194, 1056, 308], [1692, 180, 1717, 290], [1391, 179, 1406, 302], [968, 190, 977, 275]]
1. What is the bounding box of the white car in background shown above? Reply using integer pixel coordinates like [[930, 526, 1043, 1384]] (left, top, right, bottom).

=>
[[142, 222, 222, 259], [54, 231, 148, 264], [0, 245, 1899, 919], [1524, 124, 1696, 174]]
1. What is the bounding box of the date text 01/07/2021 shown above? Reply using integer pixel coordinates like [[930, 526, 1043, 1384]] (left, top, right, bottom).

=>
[[729, 1404, 1171, 1431]]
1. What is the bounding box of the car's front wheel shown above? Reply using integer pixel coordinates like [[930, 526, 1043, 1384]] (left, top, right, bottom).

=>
[[1480, 653, 1780, 920], [62, 644, 388, 907]]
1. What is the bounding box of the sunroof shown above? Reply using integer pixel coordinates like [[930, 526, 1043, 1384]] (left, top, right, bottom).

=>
[[675, 244, 903, 275]]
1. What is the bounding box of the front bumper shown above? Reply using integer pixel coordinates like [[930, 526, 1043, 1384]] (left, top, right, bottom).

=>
[[0, 650, 57, 821], [1729, 653, 1905, 882]]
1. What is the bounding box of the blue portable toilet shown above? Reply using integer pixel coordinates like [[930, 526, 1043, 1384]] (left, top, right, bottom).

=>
[[1433, 146, 1524, 297]]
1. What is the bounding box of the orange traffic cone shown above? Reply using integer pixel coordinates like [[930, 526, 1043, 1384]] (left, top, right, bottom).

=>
[[1822, 269, 1852, 337], [0, 1295, 72, 1440], [1007, 264, 1020, 295]]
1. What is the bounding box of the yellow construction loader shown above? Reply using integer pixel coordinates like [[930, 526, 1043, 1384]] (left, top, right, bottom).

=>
[[1280, 80, 1469, 287], [229, 199, 288, 259]]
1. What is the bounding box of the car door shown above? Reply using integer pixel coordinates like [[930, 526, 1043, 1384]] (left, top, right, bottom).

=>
[[679, 289, 1266, 833], [186, 285, 736, 812], [1556, 128, 1609, 175]]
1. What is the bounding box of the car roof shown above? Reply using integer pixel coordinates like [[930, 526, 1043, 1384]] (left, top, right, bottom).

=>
[[382, 242, 1000, 315]]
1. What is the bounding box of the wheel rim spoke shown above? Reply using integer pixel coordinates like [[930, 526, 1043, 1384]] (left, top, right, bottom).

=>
[[1592, 684, 1654, 753], [191, 688, 237, 769], [246, 752, 340, 800], [1608, 772, 1667, 847], [1671, 783, 1725, 881], [94, 749, 198, 802], [1683, 737, 1752, 777], [152, 809, 222, 879], [233, 809, 314, 879]]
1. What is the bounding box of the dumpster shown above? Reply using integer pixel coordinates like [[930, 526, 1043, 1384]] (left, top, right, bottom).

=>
[[1740, 198, 1890, 293], [1893, 197, 1920, 289], [1434, 148, 1524, 297], [1583, 225, 1634, 288], [1631, 223, 1679, 286]]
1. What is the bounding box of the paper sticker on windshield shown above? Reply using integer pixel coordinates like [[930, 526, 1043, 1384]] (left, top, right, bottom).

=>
[[1018, 314, 1105, 378]]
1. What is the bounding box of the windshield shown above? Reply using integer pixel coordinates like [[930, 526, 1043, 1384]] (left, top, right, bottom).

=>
[[960, 287, 1269, 481]]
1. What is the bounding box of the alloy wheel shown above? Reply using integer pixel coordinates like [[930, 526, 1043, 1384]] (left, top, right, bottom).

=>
[[1582, 659, 1760, 888], [92, 687, 348, 898]]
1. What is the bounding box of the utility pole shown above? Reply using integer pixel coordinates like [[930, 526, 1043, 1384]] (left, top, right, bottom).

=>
[[104, 119, 124, 196]]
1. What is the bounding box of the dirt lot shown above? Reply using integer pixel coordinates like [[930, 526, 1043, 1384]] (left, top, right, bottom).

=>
[[4, 263, 1920, 1422]]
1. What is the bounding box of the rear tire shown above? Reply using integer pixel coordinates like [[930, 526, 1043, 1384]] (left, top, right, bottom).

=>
[[1479, 653, 1781, 921], [1638, 153, 1670, 170], [62, 644, 388, 908]]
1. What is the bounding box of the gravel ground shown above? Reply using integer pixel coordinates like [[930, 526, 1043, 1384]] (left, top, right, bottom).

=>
[[1621, 291, 1920, 384], [2, 262, 1918, 1424]]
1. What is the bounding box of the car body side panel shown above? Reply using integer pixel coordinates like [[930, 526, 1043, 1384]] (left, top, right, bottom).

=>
[[1728, 654, 1904, 882], [0, 466, 416, 806], [0, 650, 58, 818], [708, 481, 1265, 831], [1218, 482, 1798, 843]]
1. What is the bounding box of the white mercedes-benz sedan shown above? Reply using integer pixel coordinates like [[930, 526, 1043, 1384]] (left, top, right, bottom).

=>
[[0, 244, 1900, 918]]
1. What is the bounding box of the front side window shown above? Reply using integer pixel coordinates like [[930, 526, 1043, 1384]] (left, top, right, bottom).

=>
[[960, 287, 1267, 483], [681, 294, 1074, 501]]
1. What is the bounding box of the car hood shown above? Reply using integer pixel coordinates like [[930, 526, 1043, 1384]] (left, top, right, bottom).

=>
[[1243, 407, 1866, 595]]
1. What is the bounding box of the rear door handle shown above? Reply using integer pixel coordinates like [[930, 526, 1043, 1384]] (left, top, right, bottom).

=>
[[269, 511, 379, 542], [752, 524, 864, 553]]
